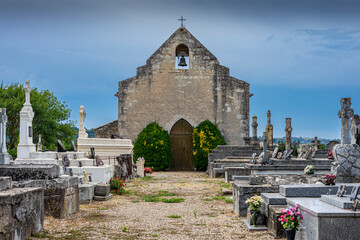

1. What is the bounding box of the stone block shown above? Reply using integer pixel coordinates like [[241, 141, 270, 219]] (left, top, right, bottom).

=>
[[94, 184, 110, 196], [0, 187, 43, 240], [79, 183, 96, 204], [267, 205, 286, 238], [93, 193, 113, 201], [224, 167, 251, 182], [243, 219, 268, 231], [0, 152, 10, 164], [0, 177, 12, 191], [288, 198, 360, 240], [0, 164, 60, 181], [279, 184, 357, 197], [249, 174, 323, 186]]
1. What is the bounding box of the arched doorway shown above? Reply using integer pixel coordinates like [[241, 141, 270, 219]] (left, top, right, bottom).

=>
[[170, 119, 194, 170]]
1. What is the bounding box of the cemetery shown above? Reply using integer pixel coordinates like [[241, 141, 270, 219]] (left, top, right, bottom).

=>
[[0, 9, 359, 239]]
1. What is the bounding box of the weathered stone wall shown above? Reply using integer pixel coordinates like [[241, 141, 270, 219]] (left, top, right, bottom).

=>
[[93, 120, 118, 138], [116, 27, 250, 145], [0, 187, 44, 239]]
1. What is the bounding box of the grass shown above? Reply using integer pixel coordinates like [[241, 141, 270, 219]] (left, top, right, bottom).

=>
[[202, 198, 213, 201], [219, 182, 231, 188], [160, 198, 184, 203], [140, 191, 183, 203], [120, 225, 128, 232], [98, 207, 108, 210], [131, 200, 140, 203], [212, 196, 226, 200], [151, 234, 159, 237], [208, 215, 218, 217], [225, 196, 233, 203], [157, 191, 178, 196], [167, 215, 182, 218], [31, 231, 54, 238]]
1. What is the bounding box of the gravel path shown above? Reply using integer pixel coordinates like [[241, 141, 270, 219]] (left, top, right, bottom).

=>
[[31, 172, 274, 239]]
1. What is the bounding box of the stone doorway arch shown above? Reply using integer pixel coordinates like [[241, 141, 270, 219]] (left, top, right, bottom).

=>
[[170, 119, 194, 171]]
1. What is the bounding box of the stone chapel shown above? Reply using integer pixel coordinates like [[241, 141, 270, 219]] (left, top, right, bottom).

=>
[[94, 27, 252, 169]]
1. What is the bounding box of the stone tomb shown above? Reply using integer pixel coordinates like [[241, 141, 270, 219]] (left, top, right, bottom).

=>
[[0, 176, 43, 239], [0, 164, 79, 218]]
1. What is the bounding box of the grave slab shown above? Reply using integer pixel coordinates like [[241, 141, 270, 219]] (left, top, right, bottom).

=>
[[0, 164, 60, 180], [279, 183, 358, 197], [93, 193, 113, 201], [243, 219, 268, 231]]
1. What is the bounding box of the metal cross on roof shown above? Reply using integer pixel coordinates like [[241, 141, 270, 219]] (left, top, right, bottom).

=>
[[178, 16, 186, 27]]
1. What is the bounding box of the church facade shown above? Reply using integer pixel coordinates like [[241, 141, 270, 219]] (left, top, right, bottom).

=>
[[115, 27, 252, 147]]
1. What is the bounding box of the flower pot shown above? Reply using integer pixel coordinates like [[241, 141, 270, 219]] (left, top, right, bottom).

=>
[[249, 209, 262, 226], [286, 229, 296, 240]]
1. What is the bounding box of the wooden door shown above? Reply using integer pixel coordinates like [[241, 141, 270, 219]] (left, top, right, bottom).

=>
[[170, 119, 194, 171]]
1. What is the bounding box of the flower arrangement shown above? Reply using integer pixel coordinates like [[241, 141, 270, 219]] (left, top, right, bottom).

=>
[[245, 195, 263, 210], [109, 177, 126, 194], [245, 195, 263, 226], [144, 167, 153, 174], [278, 204, 303, 231], [323, 174, 336, 185], [327, 151, 334, 159], [304, 165, 315, 175]]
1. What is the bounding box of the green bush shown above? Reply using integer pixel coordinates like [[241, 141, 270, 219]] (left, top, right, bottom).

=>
[[193, 120, 226, 171], [133, 122, 171, 171]]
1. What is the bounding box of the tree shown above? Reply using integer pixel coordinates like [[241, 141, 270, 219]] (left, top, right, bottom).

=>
[[0, 82, 76, 156], [193, 120, 226, 171]]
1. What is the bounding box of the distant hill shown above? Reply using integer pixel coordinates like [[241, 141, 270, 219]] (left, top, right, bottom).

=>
[[73, 127, 96, 139], [258, 136, 340, 145]]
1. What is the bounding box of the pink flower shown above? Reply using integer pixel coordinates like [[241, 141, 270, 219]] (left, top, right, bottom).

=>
[[284, 219, 288, 222], [295, 204, 300, 208], [287, 211, 290, 215], [291, 217, 295, 221], [299, 216, 303, 220], [278, 218, 281, 221], [281, 210, 284, 213], [295, 212, 299, 216]]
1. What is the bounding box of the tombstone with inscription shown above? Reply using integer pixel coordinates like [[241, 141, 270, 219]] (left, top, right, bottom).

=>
[[0, 108, 11, 164], [17, 80, 36, 159], [297, 144, 314, 160], [281, 149, 293, 160], [337, 185, 346, 197]]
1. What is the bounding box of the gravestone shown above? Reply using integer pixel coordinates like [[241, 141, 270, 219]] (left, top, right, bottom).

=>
[[115, 154, 132, 180], [285, 118, 292, 150], [90, 147, 95, 159], [37, 134, 42, 152], [332, 144, 360, 177], [251, 153, 257, 164], [312, 137, 320, 151], [272, 147, 279, 159], [136, 157, 145, 177], [337, 185, 346, 197], [298, 144, 314, 160], [62, 154, 70, 175], [338, 98, 354, 144], [71, 140, 77, 152], [17, 80, 36, 158], [57, 140, 66, 152], [281, 149, 293, 160], [350, 185, 359, 201], [277, 152, 283, 159], [259, 132, 270, 165], [0, 108, 10, 164]]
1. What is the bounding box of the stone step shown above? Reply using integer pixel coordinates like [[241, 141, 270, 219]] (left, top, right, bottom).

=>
[[232, 176, 250, 181]]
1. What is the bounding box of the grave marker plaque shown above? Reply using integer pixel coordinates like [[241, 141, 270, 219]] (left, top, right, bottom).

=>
[[350, 186, 360, 201], [337, 185, 346, 197], [272, 147, 279, 158]]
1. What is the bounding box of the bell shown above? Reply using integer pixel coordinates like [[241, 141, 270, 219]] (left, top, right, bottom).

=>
[[178, 56, 187, 67]]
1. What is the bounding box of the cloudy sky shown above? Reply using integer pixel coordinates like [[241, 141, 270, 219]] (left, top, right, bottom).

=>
[[1, 0, 359, 139]]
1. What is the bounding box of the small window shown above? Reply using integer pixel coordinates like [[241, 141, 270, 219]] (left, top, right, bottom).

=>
[[175, 44, 189, 69]]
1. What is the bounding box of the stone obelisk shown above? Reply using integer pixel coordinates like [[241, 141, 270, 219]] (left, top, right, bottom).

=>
[[79, 105, 88, 139], [338, 98, 354, 144], [17, 80, 36, 159]]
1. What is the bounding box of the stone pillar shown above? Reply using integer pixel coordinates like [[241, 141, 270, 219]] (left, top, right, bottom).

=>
[[285, 118, 292, 150], [79, 105, 88, 139], [313, 136, 319, 151], [250, 116, 260, 149], [0, 108, 10, 164], [17, 80, 36, 159], [351, 114, 360, 145], [266, 110, 273, 149], [262, 131, 268, 152], [338, 98, 354, 144]]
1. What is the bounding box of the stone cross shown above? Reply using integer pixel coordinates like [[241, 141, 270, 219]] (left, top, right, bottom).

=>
[[24, 80, 31, 105], [79, 105, 88, 139], [338, 98, 354, 144], [178, 16, 186, 27], [262, 131, 268, 152], [266, 110, 274, 149], [285, 118, 292, 150]]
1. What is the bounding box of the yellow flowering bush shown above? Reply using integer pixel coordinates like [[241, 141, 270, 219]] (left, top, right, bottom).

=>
[[193, 120, 226, 171], [133, 122, 171, 170]]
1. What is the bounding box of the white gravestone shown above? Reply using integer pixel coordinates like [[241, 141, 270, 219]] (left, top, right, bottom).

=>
[[0, 108, 10, 164], [17, 80, 36, 159], [136, 157, 145, 177]]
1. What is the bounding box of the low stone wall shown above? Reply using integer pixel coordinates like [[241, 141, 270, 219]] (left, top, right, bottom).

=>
[[14, 176, 79, 218], [0, 187, 44, 239], [0, 164, 60, 181]]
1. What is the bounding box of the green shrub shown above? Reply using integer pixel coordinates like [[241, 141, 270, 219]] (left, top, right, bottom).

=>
[[133, 122, 171, 171], [193, 120, 226, 171]]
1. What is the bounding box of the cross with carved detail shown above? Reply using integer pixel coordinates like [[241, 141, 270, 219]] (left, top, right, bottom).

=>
[[178, 16, 186, 27]]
